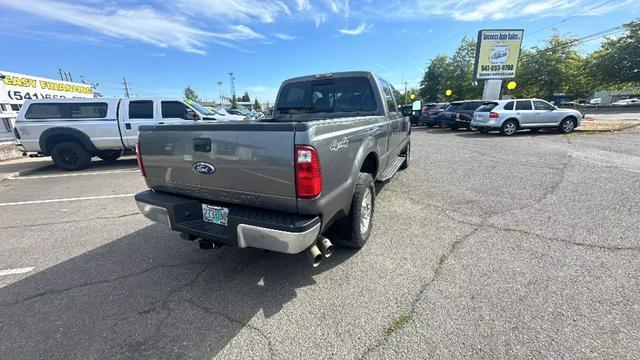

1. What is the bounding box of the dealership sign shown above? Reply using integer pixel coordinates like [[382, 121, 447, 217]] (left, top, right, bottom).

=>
[[473, 29, 524, 80], [0, 70, 94, 104]]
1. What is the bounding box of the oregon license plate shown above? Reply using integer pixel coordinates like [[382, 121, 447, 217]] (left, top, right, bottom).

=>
[[202, 204, 228, 226]]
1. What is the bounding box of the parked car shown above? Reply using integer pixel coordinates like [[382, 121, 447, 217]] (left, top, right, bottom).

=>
[[441, 100, 483, 130], [611, 98, 640, 107], [134, 71, 411, 266], [14, 98, 225, 170], [208, 107, 246, 121], [450, 100, 483, 131], [471, 99, 584, 136], [417, 103, 448, 127], [437, 102, 463, 128]]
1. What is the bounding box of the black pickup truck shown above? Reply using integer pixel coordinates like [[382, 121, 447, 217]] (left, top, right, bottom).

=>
[[135, 71, 411, 266]]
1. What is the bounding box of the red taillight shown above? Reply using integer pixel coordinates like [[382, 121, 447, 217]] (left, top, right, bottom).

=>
[[136, 142, 146, 177], [295, 145, 321, 199], [489, 112, 499, 119]]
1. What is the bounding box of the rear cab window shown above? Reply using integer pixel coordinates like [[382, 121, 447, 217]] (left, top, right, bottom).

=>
[[129, 101, 154, 119], [276, 77, 378, 116]]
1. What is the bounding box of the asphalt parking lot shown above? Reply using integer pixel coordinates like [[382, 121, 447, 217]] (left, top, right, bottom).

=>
[[1, 127, 639, 359]]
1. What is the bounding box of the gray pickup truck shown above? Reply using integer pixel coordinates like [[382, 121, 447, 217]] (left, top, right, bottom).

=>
[[134, 71, 410, 266]]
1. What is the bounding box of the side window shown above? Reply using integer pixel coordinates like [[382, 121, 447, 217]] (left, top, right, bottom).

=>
[[25, 104, 64, 119], [504, 101, 514, 110], [162, 101, 190, 119], [515, 100, 533, 111], [69, 103, 108, 118], [533, 100, 555, 111], [380, 80, 397, 114], [129, 101, 154, 119]]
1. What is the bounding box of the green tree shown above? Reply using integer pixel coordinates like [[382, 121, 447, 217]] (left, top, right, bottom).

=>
[[586, 19, 640, 88], [512, 34, 588, 100], [231, 94, 238, 109], [418, 38, 481, 102], [253, 98, 261, 111], [419, 55, 451, 102], [448, 37, 482, 100], [240, 91, 251, 102], [183, 86, 199, 101]]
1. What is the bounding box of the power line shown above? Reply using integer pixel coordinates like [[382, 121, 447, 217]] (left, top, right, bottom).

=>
[[527, 0, 617, 37]]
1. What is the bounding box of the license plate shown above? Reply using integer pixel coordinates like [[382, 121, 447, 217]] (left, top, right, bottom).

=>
[[202, 204, 228, 226]]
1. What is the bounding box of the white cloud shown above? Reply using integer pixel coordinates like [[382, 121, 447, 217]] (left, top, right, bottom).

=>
[[0, 0, 264, 54], [339, 22, 369, 36], [296, 0, 311, 11], [378, 0, 631, 21], [273, 33, 297, 40], [175, 0, 291, 23]]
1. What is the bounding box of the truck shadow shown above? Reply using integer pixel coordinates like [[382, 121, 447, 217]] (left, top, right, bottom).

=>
[[0, 223, 354, 359]]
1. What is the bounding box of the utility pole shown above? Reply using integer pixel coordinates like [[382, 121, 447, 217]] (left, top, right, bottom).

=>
[[404, 81, 408, 104], [228, 72, 236, 99], [217, 81, 223, 105], [122, 77, 131, 98]]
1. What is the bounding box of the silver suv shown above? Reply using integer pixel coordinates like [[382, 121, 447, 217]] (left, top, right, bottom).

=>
[[471, 99, 583, 136]]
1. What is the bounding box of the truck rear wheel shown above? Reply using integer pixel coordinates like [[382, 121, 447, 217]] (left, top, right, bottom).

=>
[[339, 173, 375, 249], [50, 141, 91, 171]]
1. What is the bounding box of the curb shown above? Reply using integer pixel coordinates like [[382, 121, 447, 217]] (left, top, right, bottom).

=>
[[575, 123, 640, 133], [0, 163, 53, 183]]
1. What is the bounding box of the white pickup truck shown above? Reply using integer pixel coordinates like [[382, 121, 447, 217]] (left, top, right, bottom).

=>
[[14, 98, 243, 170]]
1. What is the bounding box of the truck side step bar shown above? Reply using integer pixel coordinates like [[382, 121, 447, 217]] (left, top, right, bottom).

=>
[[376, 156, 405, 182]]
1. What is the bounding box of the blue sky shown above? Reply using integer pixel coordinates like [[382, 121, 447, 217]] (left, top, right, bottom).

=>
[[1, 0, 638, 103]]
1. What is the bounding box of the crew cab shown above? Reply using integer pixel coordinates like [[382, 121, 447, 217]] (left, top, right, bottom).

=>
[[134, 71, 411, 266], [13, 98, 240, 170]]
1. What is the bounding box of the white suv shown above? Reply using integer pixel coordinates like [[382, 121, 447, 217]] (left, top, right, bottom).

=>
[[471, 99, 583, 136]]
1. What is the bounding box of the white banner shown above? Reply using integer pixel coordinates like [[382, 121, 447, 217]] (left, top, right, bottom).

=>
[[0, 70, 94, 104]]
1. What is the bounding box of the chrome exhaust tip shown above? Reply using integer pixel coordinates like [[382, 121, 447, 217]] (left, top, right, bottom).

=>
[[317, 237, 334, 258], [305, 244, 323, 267]]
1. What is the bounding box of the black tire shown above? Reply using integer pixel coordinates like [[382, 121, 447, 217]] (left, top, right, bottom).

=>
[[97, 150, 122, 162], [426, 124, 434, 128], [479, 128, 489, 133], [559, 117, 577, 134], [50, 141, 91, 171], [339, 173, 375, 249], [500, 120, 518, 136], [400, 141, 410, 170]]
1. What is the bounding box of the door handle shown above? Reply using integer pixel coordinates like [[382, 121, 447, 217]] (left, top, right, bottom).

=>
[[193, 138, 211, 152], [125, 123, 132, 130], [158, 122, 165, 125]]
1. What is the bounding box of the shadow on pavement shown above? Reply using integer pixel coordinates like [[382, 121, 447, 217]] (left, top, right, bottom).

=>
[[0, 223, 354, 359]]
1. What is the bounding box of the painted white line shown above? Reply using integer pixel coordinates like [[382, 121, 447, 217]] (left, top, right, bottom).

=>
[[0, 194, 135, 207], [9, 169, 138, 180], [0, 267, 34, 276]]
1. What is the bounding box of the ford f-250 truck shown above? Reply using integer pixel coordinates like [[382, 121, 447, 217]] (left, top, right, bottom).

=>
[[134, 71, 411, 266]]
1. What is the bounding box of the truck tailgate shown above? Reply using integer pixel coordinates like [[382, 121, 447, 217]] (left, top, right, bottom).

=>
[[138, 122, 298, 213]]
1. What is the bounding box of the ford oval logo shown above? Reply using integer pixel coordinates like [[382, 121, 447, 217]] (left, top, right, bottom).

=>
[[192, 162, 216, 175]]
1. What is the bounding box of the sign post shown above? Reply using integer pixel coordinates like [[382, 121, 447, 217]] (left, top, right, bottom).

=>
[[472, 29, 524, 100]]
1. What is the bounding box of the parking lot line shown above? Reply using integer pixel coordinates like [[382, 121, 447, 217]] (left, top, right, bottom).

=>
[[0, 194, 135, 207], [8, 169, 139, 180], [0, 267, 34, 276]]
